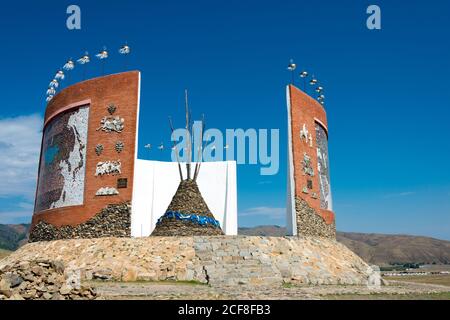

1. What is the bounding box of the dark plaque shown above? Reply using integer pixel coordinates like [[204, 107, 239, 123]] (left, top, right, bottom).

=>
[[117, 178, 128, 189], [307, 179, 313, 189]]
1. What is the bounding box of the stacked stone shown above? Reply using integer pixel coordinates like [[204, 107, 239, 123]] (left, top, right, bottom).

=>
[[151, 180, 224, 236], [0, 236, 377, 287], [29, 202, 131, 242], [295, 198, 336, 239], [0, 260, 97, 300]]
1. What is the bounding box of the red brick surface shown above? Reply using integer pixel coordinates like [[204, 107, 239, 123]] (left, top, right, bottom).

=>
[[32, 71, 140, 227], [288, 85, 335, 225]]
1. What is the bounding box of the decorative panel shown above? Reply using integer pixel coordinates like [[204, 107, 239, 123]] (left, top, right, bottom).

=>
[[35, 106, 89, 212]]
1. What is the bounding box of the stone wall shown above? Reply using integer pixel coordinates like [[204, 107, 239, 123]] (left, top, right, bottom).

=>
[[1, 236, 374, 286], [295, 197, 336, 239], [29, 203, 131, 242]]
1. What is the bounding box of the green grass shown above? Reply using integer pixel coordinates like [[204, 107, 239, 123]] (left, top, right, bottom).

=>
[[282, 282, 295, 288]]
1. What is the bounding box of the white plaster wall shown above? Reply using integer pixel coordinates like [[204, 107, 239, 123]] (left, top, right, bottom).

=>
[[131, 160, 238, 236], [285, 85, 297, 236]]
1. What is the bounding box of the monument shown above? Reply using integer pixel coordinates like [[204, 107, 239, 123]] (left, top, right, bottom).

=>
[[29, 71, 238, 241], [286, 84, 336, 238]]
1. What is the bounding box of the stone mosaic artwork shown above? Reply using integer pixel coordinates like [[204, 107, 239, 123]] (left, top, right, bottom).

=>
[[95, 187, 119, 196], [315, 123, 332, 210], [97, 116, 124, 133], [115, 141, 124, 153], [34, 106, 89, 212], [95, 144, 103, 156], [95, 160, 121, 176], [302, 153, 315, 177]]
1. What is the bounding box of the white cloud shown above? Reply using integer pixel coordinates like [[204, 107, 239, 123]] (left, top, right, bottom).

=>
[[382, 191, 416, 199], [0, 114, 42, 200], [240, 206, 285, 218]]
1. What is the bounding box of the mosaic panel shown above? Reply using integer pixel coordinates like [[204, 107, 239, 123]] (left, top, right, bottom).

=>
[[35, 106, 89, 212], [315, 122, 332, 210]]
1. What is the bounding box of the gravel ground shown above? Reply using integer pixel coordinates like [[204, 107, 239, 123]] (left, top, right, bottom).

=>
[[89, 279, 450, 300]]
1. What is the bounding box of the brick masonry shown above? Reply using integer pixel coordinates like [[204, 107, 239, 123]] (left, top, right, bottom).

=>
[[288, 85, 336, 237], [31, 71, 140, 229]]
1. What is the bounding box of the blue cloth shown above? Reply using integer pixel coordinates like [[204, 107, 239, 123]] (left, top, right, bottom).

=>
[[157, 211, 221, 228]]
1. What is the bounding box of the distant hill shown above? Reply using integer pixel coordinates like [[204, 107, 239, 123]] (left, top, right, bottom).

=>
[[0, 223, 30, 250], [239, 226, 450, 266]]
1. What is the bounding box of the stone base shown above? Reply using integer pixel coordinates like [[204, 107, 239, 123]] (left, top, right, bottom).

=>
[[296, 197, 336, 239], [29, 203, 131, 242], [1, 236, 376, 287]]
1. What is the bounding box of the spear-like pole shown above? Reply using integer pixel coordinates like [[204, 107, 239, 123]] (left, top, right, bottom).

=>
[[169, 116, 183, 181], [193, 114, 205, 182], [185, 90, 191, 180]]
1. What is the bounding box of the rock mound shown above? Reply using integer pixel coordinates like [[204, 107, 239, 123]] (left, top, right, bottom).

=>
[[151, 180, 224, 236], [1, 236, 377, 287], [0, 260, 97, 300], [29, 203, 131, 242]]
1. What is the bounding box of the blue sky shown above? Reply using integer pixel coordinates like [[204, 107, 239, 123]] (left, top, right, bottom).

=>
[[0, 0, 449, 240]]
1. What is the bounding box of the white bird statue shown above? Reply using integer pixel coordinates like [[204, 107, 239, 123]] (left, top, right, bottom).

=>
[[287, 59, 296, 71], [119, 44, 131, 55], [55, 70, 65, 80], [46, 87, 56, 95], [63, 59, 75, 71], [49, 79, 59, 88], [96, 47, 108, 60], [77, 52, 90, 64], [46, 95, 54, 102]]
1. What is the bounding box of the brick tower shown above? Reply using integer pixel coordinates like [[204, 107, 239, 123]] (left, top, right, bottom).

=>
[[286, 84, 336, 238], [30, 71, 141, 241]]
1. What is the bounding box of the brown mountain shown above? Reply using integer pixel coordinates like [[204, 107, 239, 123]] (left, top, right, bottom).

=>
[[239, 226, 450, 266], [0, 224, 30, 250]]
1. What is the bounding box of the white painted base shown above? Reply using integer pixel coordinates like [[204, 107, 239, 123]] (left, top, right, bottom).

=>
[[131, 160, 238, 236]]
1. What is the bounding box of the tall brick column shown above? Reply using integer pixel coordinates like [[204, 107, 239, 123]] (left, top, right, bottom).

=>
[[29, 71, 141, 241], [286, 85, 336, 238]]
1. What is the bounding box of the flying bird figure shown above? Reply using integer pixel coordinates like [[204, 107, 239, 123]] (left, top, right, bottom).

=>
[[287, 59, 297, 84], [119, 44, 131, 55], [287, 59, 296, 71], [55, 70, 65, 80], [63, 59, 75, 71], [77, 52, 90, 64], [300, 70, 309, 91], [96, 48, 108, 60], [49, 79, 59, 88], [77, 52, 90, 80], [158, 143, 164, 150], [144, 143, 152, 149], [46, 87, 56, 95], [96, 47, 109, 75], [46, 95, 54, 102]]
